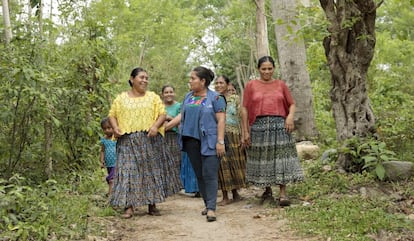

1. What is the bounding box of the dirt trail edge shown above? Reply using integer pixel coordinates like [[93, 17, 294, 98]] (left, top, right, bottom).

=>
[[95, 187, 319, 241]]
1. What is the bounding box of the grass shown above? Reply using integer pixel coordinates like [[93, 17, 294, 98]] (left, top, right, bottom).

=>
[[284, 160, 414, 241]]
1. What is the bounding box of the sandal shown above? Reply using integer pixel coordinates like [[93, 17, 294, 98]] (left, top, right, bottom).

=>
[[279, 197, 291, 207], [148, 204, 161, 216], [206, 210, 217, 222], [257, 191, 272, 200], [121, 208, 134, 219], [201, 208, 208, 216], [217, 199, 233, 206]]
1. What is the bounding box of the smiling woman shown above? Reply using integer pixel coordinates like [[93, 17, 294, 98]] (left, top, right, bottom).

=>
[[161, 84, 181, 174], [241, 56, 304, 206], [108, 67, 181, 218]]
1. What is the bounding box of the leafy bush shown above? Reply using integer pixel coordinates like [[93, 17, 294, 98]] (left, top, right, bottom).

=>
[[0, 171, 106, 241], [340, 137, 398, 180]]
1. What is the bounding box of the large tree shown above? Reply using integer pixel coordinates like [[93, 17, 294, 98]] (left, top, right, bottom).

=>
[[319, 0, 382, 169], [271, 0, 318, 140]]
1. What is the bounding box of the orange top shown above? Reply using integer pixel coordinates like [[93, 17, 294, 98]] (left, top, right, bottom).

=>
[[242, 79, 295, 126]]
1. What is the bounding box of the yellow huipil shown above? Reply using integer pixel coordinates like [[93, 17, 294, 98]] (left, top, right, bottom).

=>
[[108, 91, 165, 136]]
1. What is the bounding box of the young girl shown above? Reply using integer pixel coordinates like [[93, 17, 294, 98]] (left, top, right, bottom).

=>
[[100, 117, 117, 197]]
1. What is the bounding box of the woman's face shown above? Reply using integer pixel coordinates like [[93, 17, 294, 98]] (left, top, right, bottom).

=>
[[189, 71, 205, 92], [214, 76, 228, 95], [227, 84, 236, 95], [258, 61, 274, 81], [130, 71, 149, 92], [162, 86, 175, 103]]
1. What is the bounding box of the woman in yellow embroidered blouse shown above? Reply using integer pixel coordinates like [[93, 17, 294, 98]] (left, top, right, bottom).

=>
[[108, 67, 181, 218]]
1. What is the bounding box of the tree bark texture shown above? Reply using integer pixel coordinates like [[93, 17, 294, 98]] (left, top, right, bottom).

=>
[[2, 0, 12, 44], [320, 0, 380, 170], [255, 0, 269, 59], [320, 0, 377, 142], [271, 0, 318, 140]]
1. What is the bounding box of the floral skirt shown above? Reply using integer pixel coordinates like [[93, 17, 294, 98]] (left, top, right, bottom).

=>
[[246, 116, 304, 186], [218, 131, 246, 191], [110, 132, 181, 209]]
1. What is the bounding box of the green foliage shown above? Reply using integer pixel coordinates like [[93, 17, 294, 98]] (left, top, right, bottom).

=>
[[340, 138, 398, 180], [0, 173, 99, 240], [369, 29, 414, 162], [286, 160, 414, 240], [0, 0, 413, 239], [86, 0, 207, 99], [209, 0, 258, 85]]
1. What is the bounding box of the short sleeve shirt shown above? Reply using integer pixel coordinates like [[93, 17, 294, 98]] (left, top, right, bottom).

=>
[[165, 102, 181, 133], [242, 79, 294, 126], [181, 94, 226, 140]]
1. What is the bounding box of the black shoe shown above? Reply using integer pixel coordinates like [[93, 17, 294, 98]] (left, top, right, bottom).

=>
[[201, 209, 208, 215], [206, 215, 217, 222]]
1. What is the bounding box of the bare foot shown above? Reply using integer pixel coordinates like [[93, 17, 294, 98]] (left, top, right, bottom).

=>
[[218, 199, 233, 206], [121, 207, 134, 219]]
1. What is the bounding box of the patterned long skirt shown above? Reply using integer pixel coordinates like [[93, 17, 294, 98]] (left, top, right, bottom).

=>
[[218, 131, 246, 191], [246, 116, 304, 186], [164, 131, 181, 172], [180, 152, 199, 193], [110, 132, 181, 209]]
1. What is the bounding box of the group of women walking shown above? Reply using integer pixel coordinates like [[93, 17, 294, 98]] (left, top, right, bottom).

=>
[[106, 56, 304, 222]]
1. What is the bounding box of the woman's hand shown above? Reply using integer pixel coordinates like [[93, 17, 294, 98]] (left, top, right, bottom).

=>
[[216, 143, 226, 157], [241, 131, 251, 148], [285, 114, 295, 133], [147, 126, 159, 137]]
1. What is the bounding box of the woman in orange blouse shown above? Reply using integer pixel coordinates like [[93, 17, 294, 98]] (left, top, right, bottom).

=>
[[108, 67, 181, 218]]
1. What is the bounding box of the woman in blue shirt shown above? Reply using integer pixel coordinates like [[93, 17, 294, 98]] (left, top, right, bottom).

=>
[[167, 66, 226, 222]]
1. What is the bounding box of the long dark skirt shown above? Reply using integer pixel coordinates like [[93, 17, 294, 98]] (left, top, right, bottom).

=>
[[164, 131, 181, 172], [246, 116, 304, 186], [218, 131, 246, 191], [110, 132, 181, 209]]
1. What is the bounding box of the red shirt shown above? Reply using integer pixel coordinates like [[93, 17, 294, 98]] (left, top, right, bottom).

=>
[[242, 79, 295, 126]]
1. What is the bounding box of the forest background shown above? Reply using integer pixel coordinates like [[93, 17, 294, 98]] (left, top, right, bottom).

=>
[[0, 0, 413, 240]]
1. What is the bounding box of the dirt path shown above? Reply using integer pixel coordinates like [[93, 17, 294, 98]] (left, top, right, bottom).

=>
[[97, 187, 318, 241]]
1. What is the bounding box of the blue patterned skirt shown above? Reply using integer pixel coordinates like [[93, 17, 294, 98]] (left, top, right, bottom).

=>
[[246, 116, 304, 186], [110, 132, 181, 209], [164, 131, 181, 172]]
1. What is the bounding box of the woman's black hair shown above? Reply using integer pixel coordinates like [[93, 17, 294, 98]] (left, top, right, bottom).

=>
[[257, 56, 276, 68], [193, 66, 215, 87], [218, 75, 230, 84], [161, 84, 175, 93], [128, 67, 147, 87]]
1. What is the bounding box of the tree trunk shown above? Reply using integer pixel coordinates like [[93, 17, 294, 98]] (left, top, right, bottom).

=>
[[2, 0, 12, 45], [44, 121, 53, 179], [320, 0, 379, 169], [271, 0, 318, 140], [254, 0, 269, 58]]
